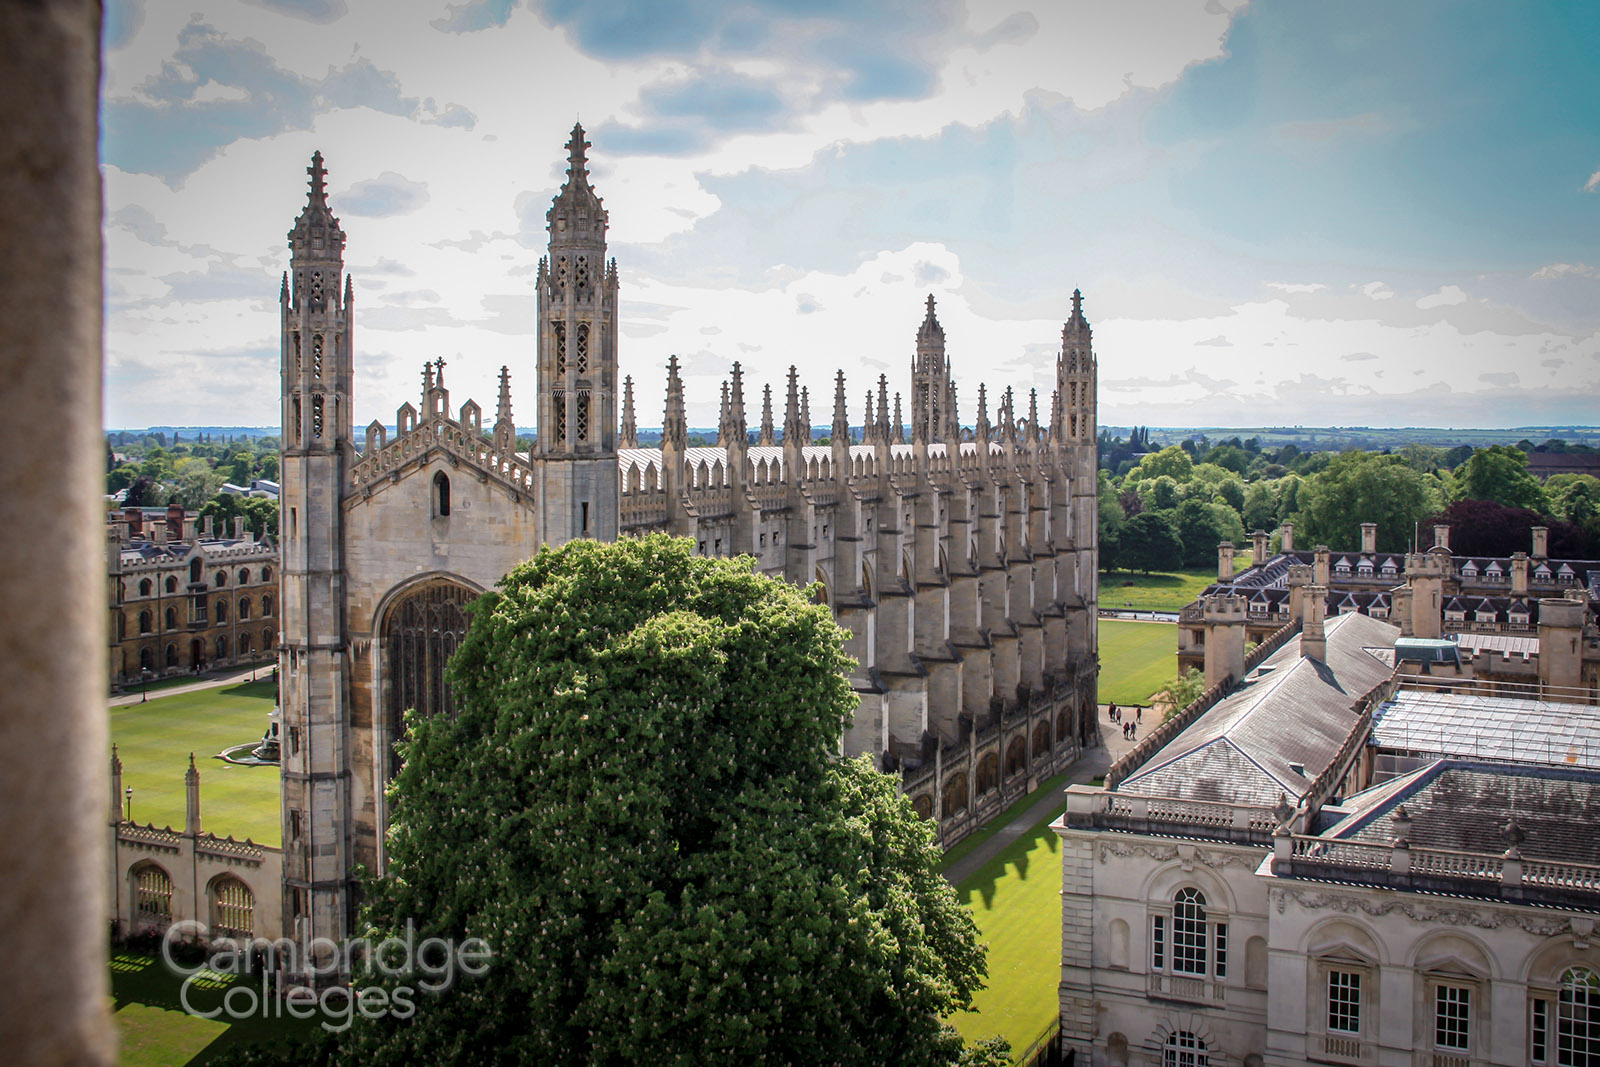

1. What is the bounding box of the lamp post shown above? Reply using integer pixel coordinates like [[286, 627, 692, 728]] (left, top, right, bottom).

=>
[[124, 786, 133, 823], [140, 667, 152, 703]]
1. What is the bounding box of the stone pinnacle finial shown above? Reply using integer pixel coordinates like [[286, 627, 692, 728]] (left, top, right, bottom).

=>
[[663, 355, 687, 450], [759, 383, 775, 446], [976, 382, 991, 442], [893, 392, 904, 444], [619, 374, 637, 448], [864, 391, 876, 444], [498, 366, 513, 420], [307, 150, 328, 204], [566, 122, 590, 182], [800, 386, 811, 444], [832, 369, 850, 444], [783, 365, 803, 444]]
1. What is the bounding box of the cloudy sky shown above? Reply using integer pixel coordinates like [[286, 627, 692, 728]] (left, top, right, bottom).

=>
[[102, 0, 1600, 432]]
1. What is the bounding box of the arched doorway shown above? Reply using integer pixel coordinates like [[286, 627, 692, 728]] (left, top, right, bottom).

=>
[[382, 579, 475, 780]]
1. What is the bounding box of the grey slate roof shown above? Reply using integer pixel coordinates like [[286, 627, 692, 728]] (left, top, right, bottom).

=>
[[1119, 611, 1399, 806], [1326, 759, 1600, 867]]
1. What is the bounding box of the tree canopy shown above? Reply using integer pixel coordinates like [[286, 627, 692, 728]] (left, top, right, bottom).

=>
[[1455, 445, 1550, 513], [1291, 452, 1439, 553], [339, 535, 990, 1066], [1120, 511, 1184, 573]]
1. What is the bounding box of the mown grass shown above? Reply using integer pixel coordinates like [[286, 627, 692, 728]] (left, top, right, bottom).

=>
[[1099, 567, 1215, 612], [111, 680, 281, 845], [944, 812, 1065, 1057], [111, 951, 317, 1066], [1098, 618, 1178, 707]]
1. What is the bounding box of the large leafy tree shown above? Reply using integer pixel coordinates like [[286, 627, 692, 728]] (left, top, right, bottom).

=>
[[1454, 445, 1550, 512], [1120, 510, 1185, 573], [1174, 499, 1246, 568], [1124, 444, 1193, 484], [1291, 451, 1438, 552], [341, 535, 989, 1067]]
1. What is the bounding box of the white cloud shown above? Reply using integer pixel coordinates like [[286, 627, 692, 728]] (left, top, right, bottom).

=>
[[1530, 262, 1599, 280], [1586, 168, 1600, 193], [1360, 281, 1395, 300], [1415, 285, 1466, 310], [1265, 281, 1325, 294]]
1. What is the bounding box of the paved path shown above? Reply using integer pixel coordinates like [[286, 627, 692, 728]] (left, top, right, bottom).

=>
[[110, 664, 274, 708], [941, 701, 1149, 886]]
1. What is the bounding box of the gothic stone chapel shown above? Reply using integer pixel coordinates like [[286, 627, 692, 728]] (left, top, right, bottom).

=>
[[278, 125, 1101, 950]]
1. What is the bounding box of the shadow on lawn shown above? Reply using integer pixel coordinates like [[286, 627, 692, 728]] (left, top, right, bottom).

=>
[[958, 821, 1061, 911]]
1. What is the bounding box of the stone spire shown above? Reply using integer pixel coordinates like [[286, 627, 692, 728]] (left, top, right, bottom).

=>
[[947, 381, 960, 442], [1058, 286, 1096, 443], [1000, 386, 1016, 442], [799, 386, 811, 445], [832, 370, 850, 445], [976, 382, 991, 442], [1027, 387, 1040, 445], [912, 293, 951, 443], [876, 375, 890, 443], [110, 744, 123, 824], [294, 150, 338, 231], [716, 380, 731, 447], [662, 355, 687, 451], [494, 365, 516, 451], [863, 391, 877, 445], [184, 752, 201, 836], [758, 383, 775, 446], [893, 392, 904, 444], [783, 366, 804, 445], [619, 374, 638, 448], [728, 361, 748, 448]]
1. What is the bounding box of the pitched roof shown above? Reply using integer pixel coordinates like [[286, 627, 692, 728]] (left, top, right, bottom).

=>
[[1327, 759, 1600, 866], [1119, 612, 1398, 806]]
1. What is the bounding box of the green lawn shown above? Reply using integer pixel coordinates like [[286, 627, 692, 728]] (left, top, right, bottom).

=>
[[1098, 618, 1178, 707], [1099, 567, 1215, 612], [945, 810, 1064, 1057], [112, 951, 317, 1065], [111, 680, 281, 846]]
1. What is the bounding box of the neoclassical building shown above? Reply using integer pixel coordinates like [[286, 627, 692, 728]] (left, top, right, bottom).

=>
[[1057, 584, 1600, 1066], [277, 127, 1100, 953]]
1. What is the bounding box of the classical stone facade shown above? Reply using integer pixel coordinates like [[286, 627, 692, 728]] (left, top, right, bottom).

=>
[[276, 127, 1100, 958], [1057, 596, 1600, 1066], [107, 505, 278, 685]]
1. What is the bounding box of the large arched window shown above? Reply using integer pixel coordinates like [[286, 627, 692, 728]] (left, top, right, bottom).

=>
[[190, 558, 202, 584], [139, 609, 152, 634], [239, 596, 251, 620], [139, 578, 152, 597], [382, 581, 474, 779], [1533, 967, 1600, 1066], [164, 607, 176, 630], [1162, 1031, 1208, 1067], [165, 576, 177, 593], [1152, 886, 1227, 982], [215, 598, 228, 623], [131, 863, 172, 926], [261, 594, 273, 616], [210, 875, 255, 939], [1173, 887, 1209, 975]]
